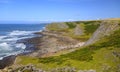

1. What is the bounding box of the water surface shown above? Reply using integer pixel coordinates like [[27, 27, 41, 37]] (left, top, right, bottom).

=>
[[0, 24, 47, 59]]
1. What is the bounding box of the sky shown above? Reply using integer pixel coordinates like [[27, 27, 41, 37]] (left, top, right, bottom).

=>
[[0, 0, 120, 23]]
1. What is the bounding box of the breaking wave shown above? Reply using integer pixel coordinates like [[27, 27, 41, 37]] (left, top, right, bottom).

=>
[[8, 30, 34, 36], [0, 30, 37, 60]]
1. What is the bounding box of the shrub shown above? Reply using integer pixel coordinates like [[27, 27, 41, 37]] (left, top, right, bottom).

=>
[[65, 22, 76, 29]]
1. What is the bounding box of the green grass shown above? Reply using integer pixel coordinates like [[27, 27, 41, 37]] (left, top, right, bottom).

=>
[[67, 33, 91, 41], [46, 21, 101, 42], [84, 23, 100, 35], [17, 47, 120, 71], [65, 22, 76, 29], [17, 56, 39, 65], [38, 33, 117, 64], [64, 21, 101, 41], [78, 21, 101, 35], [46, 23, 69, 32], [16, 23, 120, 72]]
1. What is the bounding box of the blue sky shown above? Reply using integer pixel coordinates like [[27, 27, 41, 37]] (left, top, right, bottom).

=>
[[0, 0, 120, 23]]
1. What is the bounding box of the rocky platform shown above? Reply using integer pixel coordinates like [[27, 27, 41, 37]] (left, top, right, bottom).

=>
[[24, 31, 85, 57]]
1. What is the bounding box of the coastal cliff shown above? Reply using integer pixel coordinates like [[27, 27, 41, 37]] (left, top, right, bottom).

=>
[[1, 19, 120, 72], [84, 20, 120, 46]]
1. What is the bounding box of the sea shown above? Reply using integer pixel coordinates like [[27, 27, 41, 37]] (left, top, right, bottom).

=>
[[0, 24, 47, 60]]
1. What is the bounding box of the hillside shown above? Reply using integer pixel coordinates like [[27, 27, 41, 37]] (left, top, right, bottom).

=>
[[45, 20, 101, 41], [1, 19, 120, 72]]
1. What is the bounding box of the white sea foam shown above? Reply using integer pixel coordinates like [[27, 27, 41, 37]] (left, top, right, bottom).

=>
[[0, 24, 45, 60], [0, 42, 27, 60], [0, 57, 3, 60], [0, 30, 40, 60], [0, 30, 36, 42], [0, 42, 13, 51], [8, 30, 34, 36], [0, 50, 23, 60], [0, 48, 31, 60], [15, 43, 26, 49], [3, 37, 18, 41], [0, 36, 6, 39]]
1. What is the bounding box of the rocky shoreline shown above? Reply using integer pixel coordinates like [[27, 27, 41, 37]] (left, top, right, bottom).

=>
[[24, 30, 85, 57], [0, 19, 120, 71], [0, 30, 85, 69], [0, 55, 16, 69]]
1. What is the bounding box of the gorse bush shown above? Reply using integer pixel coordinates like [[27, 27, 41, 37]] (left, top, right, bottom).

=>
[[84, 24, 100, 35], [82, 21, 101, 35], [62, 47, 94, 61], [65, 22, 76, 29], [102, 29, 120, 48], [64, 21, 101, 41], [39, 57, 66, 65]]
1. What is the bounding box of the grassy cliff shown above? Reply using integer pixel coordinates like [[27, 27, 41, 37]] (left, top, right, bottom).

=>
[[15, 28, 120, 72], [46, 20, 101, 41], [9, 19, 120, 72]]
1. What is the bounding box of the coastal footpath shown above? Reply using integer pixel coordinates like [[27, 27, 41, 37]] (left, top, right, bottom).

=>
[[0, 19, 120, 72]]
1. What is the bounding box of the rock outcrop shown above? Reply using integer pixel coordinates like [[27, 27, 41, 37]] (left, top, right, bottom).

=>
[[11, 65, 45, 72], [10, 65, 96, 72], [26, 31, 84, 57], [84, 20, 120, 46], [0, 55, 16, 69], [74, 24, 84, 35]]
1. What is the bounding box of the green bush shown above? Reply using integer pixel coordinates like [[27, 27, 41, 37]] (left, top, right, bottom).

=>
[[63, 47, 94, 61], [39, 56, 66, 65], [65, 22, 76, 29], [82, 21, 101, 35], [103, 29, 120, 48], [84, 24, 100, 34]]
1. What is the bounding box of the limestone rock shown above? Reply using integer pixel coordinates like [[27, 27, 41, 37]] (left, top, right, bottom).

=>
[[74, 24, 84, 35], [12, 65, 45, 72], [84, 20, 120, 46]]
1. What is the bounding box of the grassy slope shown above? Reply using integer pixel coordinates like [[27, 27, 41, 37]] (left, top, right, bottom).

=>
[[47, 21, 101, 41], [15, 22, 120, 72], [67, 21, 100, 41]]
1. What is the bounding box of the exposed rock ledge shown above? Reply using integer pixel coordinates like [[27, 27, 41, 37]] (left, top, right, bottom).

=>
[[0, 55, 16, 69], [84, 20, 120, 46], [25, 31, 85, 57], [0, 29, 85, 70]]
